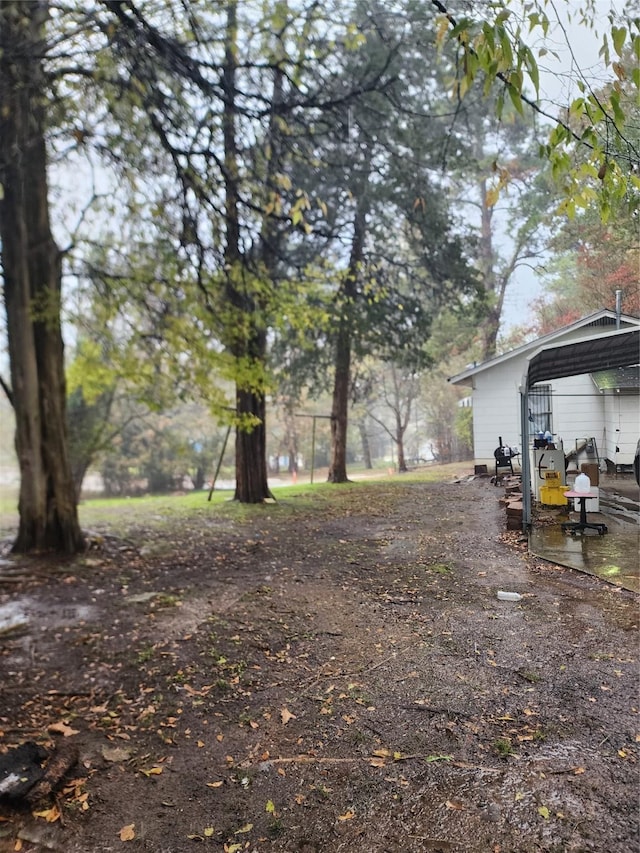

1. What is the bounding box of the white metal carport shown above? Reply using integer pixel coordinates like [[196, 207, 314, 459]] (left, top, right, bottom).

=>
[[520, 326, 640, 529]]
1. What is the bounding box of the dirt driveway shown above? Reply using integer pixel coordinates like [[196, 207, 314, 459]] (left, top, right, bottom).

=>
[[0, 475, 638, 853]]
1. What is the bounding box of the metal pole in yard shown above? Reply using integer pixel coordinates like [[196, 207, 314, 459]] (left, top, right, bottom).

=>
[[310, 416, 317, 484], [208, 424, 232, 501]]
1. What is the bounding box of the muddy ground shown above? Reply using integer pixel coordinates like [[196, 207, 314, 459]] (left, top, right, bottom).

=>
[[0, 475, 638, 853]]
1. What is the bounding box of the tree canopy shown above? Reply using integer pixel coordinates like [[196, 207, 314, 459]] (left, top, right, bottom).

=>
[[0, 0, 638, 552]]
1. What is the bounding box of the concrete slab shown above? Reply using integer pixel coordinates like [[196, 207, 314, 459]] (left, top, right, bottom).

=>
[[529, 473, 639, 592]]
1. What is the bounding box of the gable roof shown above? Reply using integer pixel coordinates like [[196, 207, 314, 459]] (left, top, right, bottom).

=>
[[449, 310, 640, 386]]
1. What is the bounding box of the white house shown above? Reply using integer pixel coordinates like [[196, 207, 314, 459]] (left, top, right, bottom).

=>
[[448, 310, 640, 472]]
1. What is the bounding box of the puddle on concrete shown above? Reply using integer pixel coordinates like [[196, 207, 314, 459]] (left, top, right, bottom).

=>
[[529, 524, 639, 593]]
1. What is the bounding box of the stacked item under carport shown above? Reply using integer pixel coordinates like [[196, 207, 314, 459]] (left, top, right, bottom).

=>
[[498, 477, 524, 530]]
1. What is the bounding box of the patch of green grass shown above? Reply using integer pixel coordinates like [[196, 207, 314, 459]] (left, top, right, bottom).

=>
[[494, 737, 515, 758], [428, 562, 452, 575], [267, 818, 284, 837], [154, 593, 181, 608], [310, 784, 333, 800], [344, 683, 372, 706], [345, 728, 369, 746], [73, 462, 470, 527], [136, 644, 156, 664], [1, 461, 474, 543], [519, 670, 542, 683], [0, 495, 17, 515], [210, 651, 247, 680], [240, 585, 272, 601]]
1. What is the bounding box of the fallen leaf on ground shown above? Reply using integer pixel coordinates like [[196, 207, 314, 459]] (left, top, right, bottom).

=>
[[119, 823, 136, 841], [338, 810, 355, 821], [48, 721, 79, 737], [280, 708, 296, 725], [102, 746, 132, 763], [538, 806, 550, 819], [33, 805, 61, 823]]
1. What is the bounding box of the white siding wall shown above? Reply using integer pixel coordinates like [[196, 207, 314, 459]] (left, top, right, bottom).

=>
[[472, 359, 525, 464], [602, 394, 640, 464], [550, 374, 604, 455], [469, 332, 640, 467]]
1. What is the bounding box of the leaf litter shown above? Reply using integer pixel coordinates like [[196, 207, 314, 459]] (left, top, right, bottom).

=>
[[0, 476, 637, 852]]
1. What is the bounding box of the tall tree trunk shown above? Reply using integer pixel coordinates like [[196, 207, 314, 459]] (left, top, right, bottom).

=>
[[222, 1, 271, 503], [393, 365, 414, 474], [327, 323, 353, 483], [327, 164, 370, 483], [0, 0, 84, 554], [234, 385, 270, 502], [396, 426, 408, 473]]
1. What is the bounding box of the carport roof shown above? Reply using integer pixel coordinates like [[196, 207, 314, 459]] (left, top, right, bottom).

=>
[[448, 310, 639, 387], [592, 365, 640, 391], [520, 324, 639, 530], [524, 326, 640, 389]]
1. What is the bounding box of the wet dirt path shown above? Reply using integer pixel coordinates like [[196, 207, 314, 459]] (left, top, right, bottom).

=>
[[0, 478, 638, 853]]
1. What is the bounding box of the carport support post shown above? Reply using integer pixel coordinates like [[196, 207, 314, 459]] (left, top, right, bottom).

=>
[[520, 387, 532, 530]]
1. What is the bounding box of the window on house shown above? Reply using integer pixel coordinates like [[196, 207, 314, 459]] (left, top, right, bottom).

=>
[[528, 385, 552, 436]]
